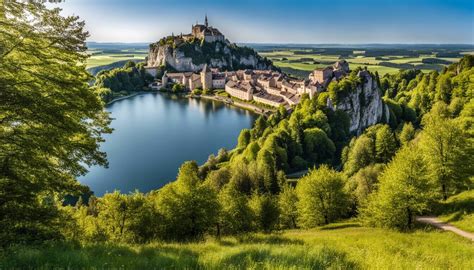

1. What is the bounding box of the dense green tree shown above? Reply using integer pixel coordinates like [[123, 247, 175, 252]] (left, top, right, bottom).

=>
[[0, 1, 111, 245], [419, 102, 474, 199], [303, 128, 336, 164], [361, 145, 438, 230], [205, 167, 231, 192], [252, 116, 268, 139], [153, 161, 219, 240], [257, 149, 279, 194], [278, 184, 298, 229], [348, 163, 384, 205], [237, 129, 251, 149], [343, 135, 375, 176], [97, 191, 157, 243], [217, 184, 253, 235], [399, 122, 416, 146], [296, 165, 350, 227], [375, 125, 397, 163], [249, 193, 280, 233]]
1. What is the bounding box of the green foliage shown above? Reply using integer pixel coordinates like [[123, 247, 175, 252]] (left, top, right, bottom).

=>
[[374, 125, 397, 163], [97, 191, 157, 243], [171, 83, 185, 93], [278, 185, 299, 229], [217, 184, 253, 235], [347, 163, 384, 206], [249, 193, 280, 233], [343, 135, 375, 176], [327, 75, 360, 104], [0, 1, 111, 245], [419, 102, 474, 200], [94, 61, 154, 102], [361, 145, 438, 230], [152, 161, 219, 241], [296, 166, 350, 227], [399, 122, 416, 146], [237, 129, 251, 149], [436, 190, 474, 233], [303, 128, 336, 164]]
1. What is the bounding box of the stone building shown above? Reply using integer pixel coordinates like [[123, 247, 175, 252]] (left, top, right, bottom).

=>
[[191, 15, 225, 43], [200, 64, 213, 90], [225, 81, 254, 101]]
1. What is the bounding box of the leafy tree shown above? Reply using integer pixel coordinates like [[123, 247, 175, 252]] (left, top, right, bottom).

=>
[[249, 193, 280, 233], [257, 149, 279, 194], [237, 129, 251, 149], [343, 135, 375, 176], [399, 122, 416, 146], [296, 165, 350, 227], [278, 184, 298, 229], [205, 167, 231, 192], [375, 125, 397, 163], [420, 102, 474, 199], [97, 191, 156, 243], [303, 128, 336, 164], [348, 163, 384, 205], [153, 161, 219, 240], [252, 116, 268, 139], [0, 1, 111, 245], [361, 145, 438, 230], [217, 184, 253, 235]]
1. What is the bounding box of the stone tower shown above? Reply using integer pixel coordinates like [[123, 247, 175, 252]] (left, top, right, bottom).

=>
[[205, 15, 208, 27], [201, 64, 212, 90]]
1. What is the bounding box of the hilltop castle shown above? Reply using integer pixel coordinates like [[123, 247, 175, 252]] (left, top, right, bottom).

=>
[[181, 15, 225, 43]]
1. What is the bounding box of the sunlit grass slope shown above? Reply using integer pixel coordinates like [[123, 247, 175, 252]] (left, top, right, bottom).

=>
[[1, 223, 473, 269]]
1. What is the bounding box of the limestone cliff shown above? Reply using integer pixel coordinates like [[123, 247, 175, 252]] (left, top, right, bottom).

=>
[[146, 39, 274, 72], [332, 72, 389, 135]]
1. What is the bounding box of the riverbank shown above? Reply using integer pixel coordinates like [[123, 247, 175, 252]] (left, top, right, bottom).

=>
[[106, 91, 274, 116], [191, 94, 274, 115], [106, 91, 150, 105]]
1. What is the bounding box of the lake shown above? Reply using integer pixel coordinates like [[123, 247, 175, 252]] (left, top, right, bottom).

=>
[[79, 93, 257, 196]]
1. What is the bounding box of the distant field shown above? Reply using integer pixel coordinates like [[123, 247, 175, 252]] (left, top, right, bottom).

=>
[[2, 223, 473, 269], [86, 49, 148, 68], [259, 46, 472, 77]]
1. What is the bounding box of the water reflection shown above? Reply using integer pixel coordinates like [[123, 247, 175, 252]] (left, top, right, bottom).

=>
[[79, 93, 257, 196]]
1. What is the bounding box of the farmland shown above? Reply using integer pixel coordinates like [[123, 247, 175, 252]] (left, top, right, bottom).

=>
[[253, 44, 474, 78]]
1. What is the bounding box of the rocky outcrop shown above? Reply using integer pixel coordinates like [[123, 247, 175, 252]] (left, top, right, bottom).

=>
[[146, 40, 274, 72], [334, 72, 389, 135]]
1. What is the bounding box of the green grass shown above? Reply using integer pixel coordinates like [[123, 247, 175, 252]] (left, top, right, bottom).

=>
[[260, 49, 464, 76], [437, 190, 474, 233], [1, 223, 473, 269], [86, 50, 148, 68]]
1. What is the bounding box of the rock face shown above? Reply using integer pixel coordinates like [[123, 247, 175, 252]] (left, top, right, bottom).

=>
[[334, 72, 389, 135], [146, 41, 274, 72]]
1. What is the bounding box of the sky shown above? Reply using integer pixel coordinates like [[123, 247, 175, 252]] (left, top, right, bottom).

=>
[[51, 0, 474, 44]]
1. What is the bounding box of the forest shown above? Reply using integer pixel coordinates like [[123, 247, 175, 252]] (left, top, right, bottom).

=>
[[0, 1, 473, 268]]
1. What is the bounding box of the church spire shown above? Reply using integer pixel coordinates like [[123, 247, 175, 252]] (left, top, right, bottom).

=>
[[205, 14, 208, 27]]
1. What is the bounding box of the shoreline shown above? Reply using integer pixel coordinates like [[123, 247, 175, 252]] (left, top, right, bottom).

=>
[[106, 92, 150, 105], [106, 91, 274, 116], [193, 94, 274, 115]]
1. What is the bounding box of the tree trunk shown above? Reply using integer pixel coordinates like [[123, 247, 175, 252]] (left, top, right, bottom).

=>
[[406, 207, 412, 229], [442, 184, 447, 201]]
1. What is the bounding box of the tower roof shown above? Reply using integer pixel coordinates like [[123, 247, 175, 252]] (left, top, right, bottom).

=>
[[202, 64, 211, 72]]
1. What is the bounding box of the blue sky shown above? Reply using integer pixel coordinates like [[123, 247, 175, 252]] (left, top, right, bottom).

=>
[[54, 0, 473, 44]]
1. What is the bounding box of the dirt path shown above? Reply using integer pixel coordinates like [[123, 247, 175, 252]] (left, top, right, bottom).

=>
[[416, 216, 474, 241]]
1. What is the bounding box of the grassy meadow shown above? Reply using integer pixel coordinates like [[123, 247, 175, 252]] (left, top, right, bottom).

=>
[[437, 190, 474, 233], [86, 49, 148, 69], [2, 222, 473, 269], [259, 47, 472, 77]]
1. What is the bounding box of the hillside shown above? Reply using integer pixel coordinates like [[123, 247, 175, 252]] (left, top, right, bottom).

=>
[[2, 223, 473, 269], [147, 38, 274, 72]]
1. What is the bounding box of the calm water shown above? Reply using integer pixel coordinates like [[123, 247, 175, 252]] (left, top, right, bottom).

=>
[[79, 93, 256, 196]]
